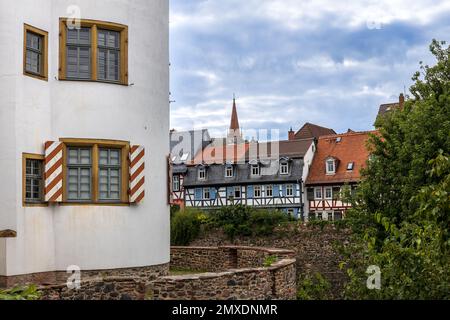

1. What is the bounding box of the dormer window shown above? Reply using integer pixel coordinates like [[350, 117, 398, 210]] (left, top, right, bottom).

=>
[[280, 162, 289, 175], [347, 162, 354, 171], [251, 164, 260, 176], [225, 165, 234, 178], [326, 158, 336, 175], [198, 167, 206, 180]]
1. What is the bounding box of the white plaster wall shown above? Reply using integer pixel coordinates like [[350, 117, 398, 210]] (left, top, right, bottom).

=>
[[0, 0, 170, 276], [0, 239, 6, 275], [301, 141, 316, 219]]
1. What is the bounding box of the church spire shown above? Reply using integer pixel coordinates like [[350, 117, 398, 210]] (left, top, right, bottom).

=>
[[227, 95, 243, 145], [229, 95, 240, 131]]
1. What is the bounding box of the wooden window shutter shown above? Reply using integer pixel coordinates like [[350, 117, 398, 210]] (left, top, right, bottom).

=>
[[129, 145, 145, 203], [44, 141, 64, 203]]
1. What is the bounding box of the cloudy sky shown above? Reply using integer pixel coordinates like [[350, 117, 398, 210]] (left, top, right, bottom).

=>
[[169, 0, 450, 140]]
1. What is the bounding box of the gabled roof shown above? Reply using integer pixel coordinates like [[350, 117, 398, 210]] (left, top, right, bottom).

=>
[[294, 123, 336, 140], [192, 143, 249, 165], [305, 131, 375, 185], [170, 129, 211, 164], [246, 139, 314, 161], [377, 102, 400, 117]]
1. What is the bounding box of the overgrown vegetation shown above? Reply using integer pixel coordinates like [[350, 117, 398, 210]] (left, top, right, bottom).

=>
[[263, 255, 278, 267], [0, 285, 41, 300], [208, 205, 289, 239], [170, 208, 205, 246], [297, 273, 332, 300], [170, 205, 290, 245], [341, 40, 450, 299]]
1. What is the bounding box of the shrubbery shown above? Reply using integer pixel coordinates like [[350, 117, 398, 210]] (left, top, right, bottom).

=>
[[170, 208, 205, 246], [170, 205, 290, 245], [0, 285, 41, 300], [209, 205, 289, 239]]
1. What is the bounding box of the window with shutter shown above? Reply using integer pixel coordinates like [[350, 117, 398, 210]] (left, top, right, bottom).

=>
[[60, 139, 130, 205]]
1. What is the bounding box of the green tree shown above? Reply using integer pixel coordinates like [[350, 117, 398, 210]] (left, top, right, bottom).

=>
[[343, 40, 450, 299]]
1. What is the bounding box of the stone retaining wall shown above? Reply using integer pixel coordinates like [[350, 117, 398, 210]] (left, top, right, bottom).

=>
[[1, 263, 169, 289], [152, 246, 297, 300], [40, 277, 149, 300], [190, 225, 351, 299]]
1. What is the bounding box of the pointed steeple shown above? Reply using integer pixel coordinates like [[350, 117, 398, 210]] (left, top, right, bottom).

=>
[[229, 95, 240, 131], [227, 95, 243, 145]]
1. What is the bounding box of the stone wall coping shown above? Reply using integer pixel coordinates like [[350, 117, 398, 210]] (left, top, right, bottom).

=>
[[154, 256, 296, 283], [171, 245, 295, 255]]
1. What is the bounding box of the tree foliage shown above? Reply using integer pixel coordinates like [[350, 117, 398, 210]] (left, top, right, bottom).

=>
[[343, 40, 450, 299]]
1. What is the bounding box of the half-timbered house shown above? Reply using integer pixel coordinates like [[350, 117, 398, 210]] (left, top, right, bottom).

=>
[[169, 129, 211, 208], [305, 131, 373, 221]]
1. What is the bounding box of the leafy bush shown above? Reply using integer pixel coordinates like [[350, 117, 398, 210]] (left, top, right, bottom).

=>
[[170, 208, 205, 246], [340, 40, 450, 299], [0, 285, 41, 300], [297, 273, 332, 300], [209, 205, 288, 239]]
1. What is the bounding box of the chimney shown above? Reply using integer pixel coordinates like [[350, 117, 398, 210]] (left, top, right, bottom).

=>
[[288, 127, 295, 141], [399, 93, 405, 110]]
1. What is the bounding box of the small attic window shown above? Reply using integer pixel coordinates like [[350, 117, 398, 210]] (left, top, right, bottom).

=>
[[171, 156, 177, 162], [326, 158, 336, 174], [347, 162, 354, 171], [180, 153, 189, 162], [336, 137, 342, 143]]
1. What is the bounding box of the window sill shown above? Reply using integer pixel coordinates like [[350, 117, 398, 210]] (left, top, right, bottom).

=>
[[23, 202, 49, 207], [24, 71, 48, 82], [60, 202, 131, 207], [59, 78, 128, 86]]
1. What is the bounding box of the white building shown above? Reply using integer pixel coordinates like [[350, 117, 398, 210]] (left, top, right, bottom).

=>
[[0, 0, 170, 287]]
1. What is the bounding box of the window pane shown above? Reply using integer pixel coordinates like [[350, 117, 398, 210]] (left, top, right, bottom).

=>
[[26, 50, 41, 74], [108, 31, 120, 48], [108, 50, 119, 80], [78, 47, 91, 78], [98, 49, 107, 80], [97, 30, 107, 47], [110, 150, 120, 165]]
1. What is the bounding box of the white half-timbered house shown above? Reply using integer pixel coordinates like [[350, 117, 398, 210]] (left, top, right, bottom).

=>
[[305, 131, 373, 221]]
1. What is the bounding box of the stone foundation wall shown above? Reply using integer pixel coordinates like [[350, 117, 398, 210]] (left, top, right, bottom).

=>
[[190, 224, 351, 299], [40, 277, 149, 300], [1, 263, 169, 290], [152, 246, 297, 300]]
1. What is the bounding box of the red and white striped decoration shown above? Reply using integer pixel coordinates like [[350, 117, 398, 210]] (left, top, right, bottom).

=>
[[44, 141, 64, 203], [129, 145, 145, 203]]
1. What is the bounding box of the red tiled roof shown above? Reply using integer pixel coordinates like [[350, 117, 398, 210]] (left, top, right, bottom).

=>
[[305, 131, 375, 185], [191, 143, 249, 165], [294, 123, 336, 140], [246, 139, 314, 160]]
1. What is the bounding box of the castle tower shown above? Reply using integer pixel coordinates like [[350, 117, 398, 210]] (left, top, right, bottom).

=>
[[0, 0, 169, 287]]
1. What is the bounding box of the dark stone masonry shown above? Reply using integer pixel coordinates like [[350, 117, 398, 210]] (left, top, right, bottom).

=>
[[3, 224, 349, 300], [152, 246, 297, 300], [190, 224, 351, 299]]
